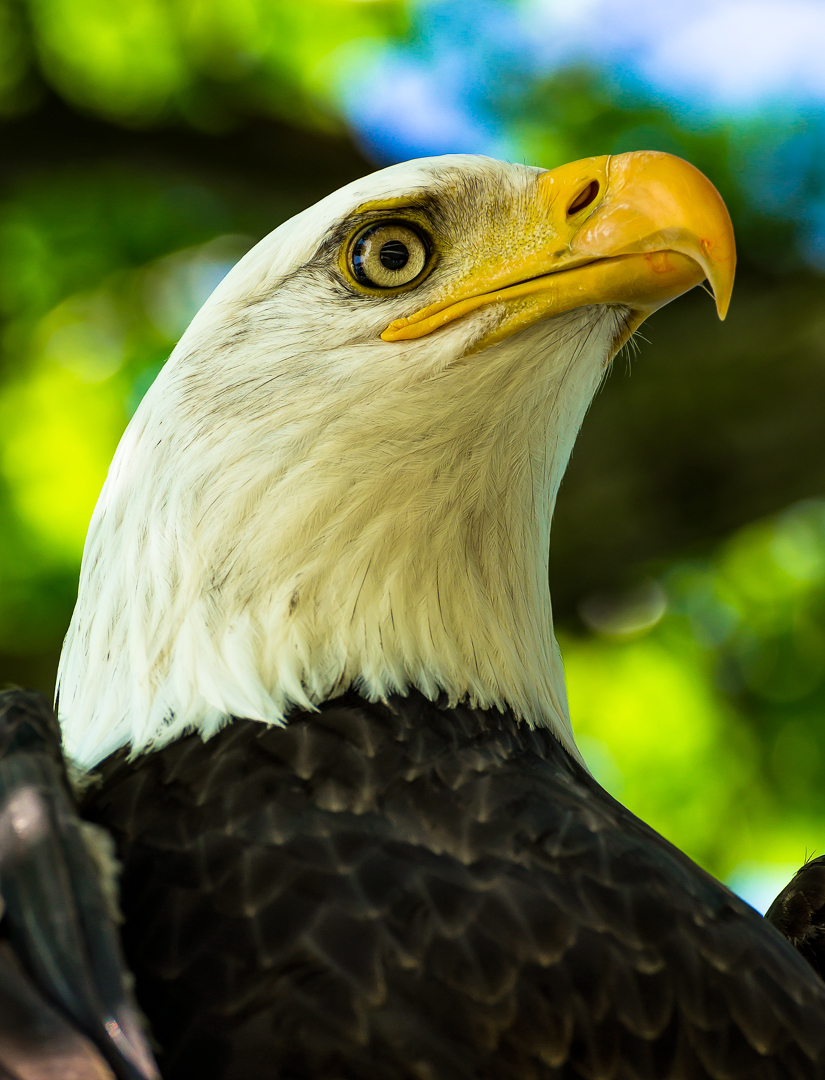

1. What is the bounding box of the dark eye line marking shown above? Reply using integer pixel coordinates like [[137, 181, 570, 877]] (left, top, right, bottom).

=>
[[300, 191, 455, 301]]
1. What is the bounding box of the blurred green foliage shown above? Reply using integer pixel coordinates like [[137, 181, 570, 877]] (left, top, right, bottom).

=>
[[0, 0, 824, 904], [2, 0, 405, 126], [565, 500, 825, 892]]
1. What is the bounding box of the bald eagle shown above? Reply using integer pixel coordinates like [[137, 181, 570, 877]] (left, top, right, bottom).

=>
[[1, 152, 824, 1078]]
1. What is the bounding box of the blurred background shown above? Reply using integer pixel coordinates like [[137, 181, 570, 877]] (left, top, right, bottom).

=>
[[0, 0, 824, 909]]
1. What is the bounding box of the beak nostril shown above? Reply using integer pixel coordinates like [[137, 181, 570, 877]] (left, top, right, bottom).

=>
[[567, 180, 600, 216]]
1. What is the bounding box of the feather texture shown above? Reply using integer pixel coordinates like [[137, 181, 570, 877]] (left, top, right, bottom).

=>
[[57, 156, 625, 767], [83, 691, 825, 1079]]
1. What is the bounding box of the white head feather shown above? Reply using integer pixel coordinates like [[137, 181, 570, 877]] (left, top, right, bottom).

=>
[[57, 154, 626, 768]]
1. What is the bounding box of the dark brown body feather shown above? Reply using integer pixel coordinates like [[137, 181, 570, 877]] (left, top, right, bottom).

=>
[[766, 857, 825, 982], [81, 691, 825, 1079]]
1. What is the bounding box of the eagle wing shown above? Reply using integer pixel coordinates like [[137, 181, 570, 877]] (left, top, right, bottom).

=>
[[0, 690, 158, 1080], [83, 692, 825, 1080]]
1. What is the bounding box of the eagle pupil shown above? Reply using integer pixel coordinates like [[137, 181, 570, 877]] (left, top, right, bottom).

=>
[[379, 240, 409, 270]]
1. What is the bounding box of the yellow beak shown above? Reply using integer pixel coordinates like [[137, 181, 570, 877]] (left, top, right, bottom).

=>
[[381, 151, 735, 348]]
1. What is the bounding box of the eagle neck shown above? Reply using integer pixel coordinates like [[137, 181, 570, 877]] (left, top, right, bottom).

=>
[[58, 309, 617, 767]]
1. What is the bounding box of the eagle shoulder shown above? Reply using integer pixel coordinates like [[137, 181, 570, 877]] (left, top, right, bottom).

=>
[[83, 692, 825, 1079]]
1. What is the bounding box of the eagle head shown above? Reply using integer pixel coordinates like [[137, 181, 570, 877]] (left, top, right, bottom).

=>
[[57, 152, 735, 767]]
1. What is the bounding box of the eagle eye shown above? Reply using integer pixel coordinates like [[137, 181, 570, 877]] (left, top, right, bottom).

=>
[[349, 222, 429, 289]]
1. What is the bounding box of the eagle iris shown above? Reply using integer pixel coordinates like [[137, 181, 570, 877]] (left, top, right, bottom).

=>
[[350, 222, 428, 289]]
